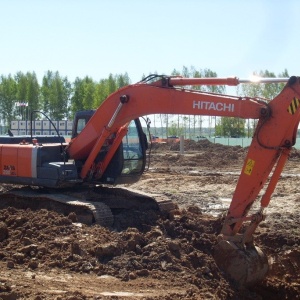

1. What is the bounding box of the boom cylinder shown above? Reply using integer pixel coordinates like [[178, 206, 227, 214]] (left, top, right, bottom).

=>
[[168, 77, 289, 87]]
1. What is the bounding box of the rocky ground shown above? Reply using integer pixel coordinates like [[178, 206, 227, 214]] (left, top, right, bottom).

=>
[[0, 139, 299, 299]]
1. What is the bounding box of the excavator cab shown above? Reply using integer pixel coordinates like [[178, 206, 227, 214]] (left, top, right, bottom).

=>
[[72, 110, 148, 185], [99, 119, 148, 185], [71, 110, 96, 139]]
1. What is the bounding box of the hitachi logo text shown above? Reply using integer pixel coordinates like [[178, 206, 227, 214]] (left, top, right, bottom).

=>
[[193, 101, 234, 112]]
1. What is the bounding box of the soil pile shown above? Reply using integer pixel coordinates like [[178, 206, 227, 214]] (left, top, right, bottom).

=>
[[150, 139, 247, 168], [0, 140, 299, 299], [0, 206, 241, 299]]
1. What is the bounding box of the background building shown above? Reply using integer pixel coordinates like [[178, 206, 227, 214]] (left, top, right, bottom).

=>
[[10, 120, 73, 136]]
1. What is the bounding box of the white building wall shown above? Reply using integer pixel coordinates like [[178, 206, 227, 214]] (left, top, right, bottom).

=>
[[11, 120, 73, 136]]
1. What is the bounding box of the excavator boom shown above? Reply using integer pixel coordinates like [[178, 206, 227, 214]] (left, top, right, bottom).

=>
[[67, 79, 268, 179]]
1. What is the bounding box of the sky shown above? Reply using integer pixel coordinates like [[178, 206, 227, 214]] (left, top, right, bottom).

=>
[[0, 0, 299, 86]]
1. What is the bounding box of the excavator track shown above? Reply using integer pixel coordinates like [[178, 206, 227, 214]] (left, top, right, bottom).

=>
[[88, 186, 176, 214], [0, 185, 176, 227]]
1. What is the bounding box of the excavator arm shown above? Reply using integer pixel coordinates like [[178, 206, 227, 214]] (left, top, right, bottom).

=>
[[223, 76, 300, 236], [214, 76, 300, 285], [67, 75, 300, 285]]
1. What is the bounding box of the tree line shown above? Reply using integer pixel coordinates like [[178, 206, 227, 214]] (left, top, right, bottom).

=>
[[0, 67, 290, 138], [0, 71, 131, 127]]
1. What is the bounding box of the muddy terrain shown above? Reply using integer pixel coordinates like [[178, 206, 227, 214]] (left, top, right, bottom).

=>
[[0, 139, 299, 299]]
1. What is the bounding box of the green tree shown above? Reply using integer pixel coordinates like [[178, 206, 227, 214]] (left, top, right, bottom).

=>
[[168, 121, 183, 137], [41, 71, 52, 116], [15, 71, 40, 119], [215, 117, 246, 137], [82, 76, 96, 110], [70, 77, 85, 115], [25, 72, 40, 112], [63, 77, 72, 119], [0, 74, 17, 127], [15, 72, 27, 102], [71, 72, 131, 117], [93, 78, 109, 108], [0, 71, 41, 124], [116, 72, 130, 88], [94, 73, 119, 106], [41, 71, 71, 120]]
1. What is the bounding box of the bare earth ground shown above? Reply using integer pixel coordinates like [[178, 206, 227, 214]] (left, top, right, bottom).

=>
[[0, 139, 299, 299]]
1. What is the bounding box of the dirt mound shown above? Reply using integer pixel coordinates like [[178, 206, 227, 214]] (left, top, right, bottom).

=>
[[0, 206, 235, 299], [0, 141, 299, 299], [150, 139, 300, 169], [150, 139, 247, 171], [151, 139, 242, 152], [0, 203, 299, 299]]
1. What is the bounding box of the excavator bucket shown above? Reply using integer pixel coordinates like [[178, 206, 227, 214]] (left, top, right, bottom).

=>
[[214, 240, 269, 287]]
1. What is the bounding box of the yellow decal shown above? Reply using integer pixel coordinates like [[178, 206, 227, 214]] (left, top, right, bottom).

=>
[[287, 97, 300, 115], [244, 159, 255, 175]]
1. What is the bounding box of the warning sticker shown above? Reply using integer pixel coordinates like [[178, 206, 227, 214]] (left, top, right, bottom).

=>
[[244, 159, 255, 175], [287, 97, 300, 115]]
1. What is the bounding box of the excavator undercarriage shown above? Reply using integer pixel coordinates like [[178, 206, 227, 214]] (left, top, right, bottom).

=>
[[1, 185, 176, 227]]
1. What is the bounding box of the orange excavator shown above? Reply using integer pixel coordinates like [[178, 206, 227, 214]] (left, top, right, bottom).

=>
[[1, 74, 300, 286]]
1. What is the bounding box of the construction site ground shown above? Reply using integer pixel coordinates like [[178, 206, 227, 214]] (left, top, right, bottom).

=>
[[0, 139, 299, 299]]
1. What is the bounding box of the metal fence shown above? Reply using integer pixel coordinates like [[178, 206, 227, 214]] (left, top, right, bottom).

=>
[[206, 137, 300, 149]]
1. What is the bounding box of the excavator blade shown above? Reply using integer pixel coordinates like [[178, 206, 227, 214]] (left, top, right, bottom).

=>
[[214, 240, 269, 287]]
